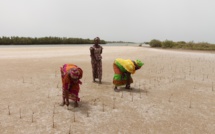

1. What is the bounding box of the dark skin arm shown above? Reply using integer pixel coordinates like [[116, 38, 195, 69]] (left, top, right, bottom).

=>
[[125, 72, 131, 89], [90, 48, 96, 60], [100, 47, 103, 54], [90, 45, 102, 61]]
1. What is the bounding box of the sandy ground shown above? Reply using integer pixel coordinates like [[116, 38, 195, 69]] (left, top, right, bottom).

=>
[[0, 45, 215, 134]]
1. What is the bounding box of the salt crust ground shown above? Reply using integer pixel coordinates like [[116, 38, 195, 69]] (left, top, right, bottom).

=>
[[0, 45, 215, 134]]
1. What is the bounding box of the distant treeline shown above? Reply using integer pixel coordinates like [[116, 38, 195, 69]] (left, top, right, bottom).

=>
[[107, 41, 135, 43], [148, 39, 215, 51], [0, 36, 106, 45]]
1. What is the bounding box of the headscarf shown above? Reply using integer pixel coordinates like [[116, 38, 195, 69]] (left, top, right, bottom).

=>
[[69, 67, 82, 79], [135, 59, 144, 68], [115, 58, 135, 74]]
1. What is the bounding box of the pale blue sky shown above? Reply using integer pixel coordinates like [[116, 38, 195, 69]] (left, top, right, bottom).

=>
[[0, 0, 215, 43]]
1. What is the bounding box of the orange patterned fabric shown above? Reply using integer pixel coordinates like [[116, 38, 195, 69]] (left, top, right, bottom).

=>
[[60, 64, 83, 101], [113, 63, 133, 86]]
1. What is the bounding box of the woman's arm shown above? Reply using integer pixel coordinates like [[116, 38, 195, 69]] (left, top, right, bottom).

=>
[[125, 72, 131, 89], [90, 47, 95, 60], [100, 46, 103, 54]]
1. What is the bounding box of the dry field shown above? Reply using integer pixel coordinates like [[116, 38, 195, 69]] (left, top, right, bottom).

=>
[[0, 45, 215, 134]]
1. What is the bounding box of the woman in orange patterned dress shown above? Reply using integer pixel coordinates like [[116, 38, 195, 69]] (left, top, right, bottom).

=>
[[60, 64, 83, 107]]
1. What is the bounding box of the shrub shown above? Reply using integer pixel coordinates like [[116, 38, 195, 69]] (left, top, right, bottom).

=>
[[161, 40, 175, 48], [177, 41, 186, 44], [149, 39, 162, 47], [186, 41, 195, 49]]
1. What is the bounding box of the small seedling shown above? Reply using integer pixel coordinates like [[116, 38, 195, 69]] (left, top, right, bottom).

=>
[[57, 82, 59, 88], [52, 114, 55, 128], [73, 110, 76, 122], [8, 105, 10, 115], [87, 111, 89, 117], [69, 124, 72, 134], [20, 108, 22, 119], [189, 98, 192, 108], [113, 98, 116, 109], [145, 87, 148, 96], [55, 70, 57, 77], [131, 92, 133, 102], [140, 86, 144, 99], [168, 93, 173, 102], [102, 102, 105, 112], [22, 76, 25, 83], [93, 99, 96, 105], [32, 112, 34, 123], [53, 103, 56, 114], [121, 91, 123, 98]]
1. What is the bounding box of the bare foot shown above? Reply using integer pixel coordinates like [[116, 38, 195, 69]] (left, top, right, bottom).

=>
[[66, 101, 69, 106], [114, 86, 120, 92], [125, 85, 130, 89], [74, 102, 79, 107], [59, 102, 65, 106]]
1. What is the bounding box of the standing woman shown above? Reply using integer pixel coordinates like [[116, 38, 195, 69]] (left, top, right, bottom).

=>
[[90, 37, 103, 84]]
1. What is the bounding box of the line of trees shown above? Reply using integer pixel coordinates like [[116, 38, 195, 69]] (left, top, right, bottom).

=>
[[149, 39, 215, 51], [0, 36, 106, 45], [107, 41, 135, 43]]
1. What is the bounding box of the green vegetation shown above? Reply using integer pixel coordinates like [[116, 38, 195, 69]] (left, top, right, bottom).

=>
[[106, 41, 135, 43], [0, 36, 106, 45], [149, 39, 162, 47], [149, 39, 215, 51]]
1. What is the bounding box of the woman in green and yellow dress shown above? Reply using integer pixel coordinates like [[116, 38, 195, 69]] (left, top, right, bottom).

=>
[[113, 58, 143, 92]]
